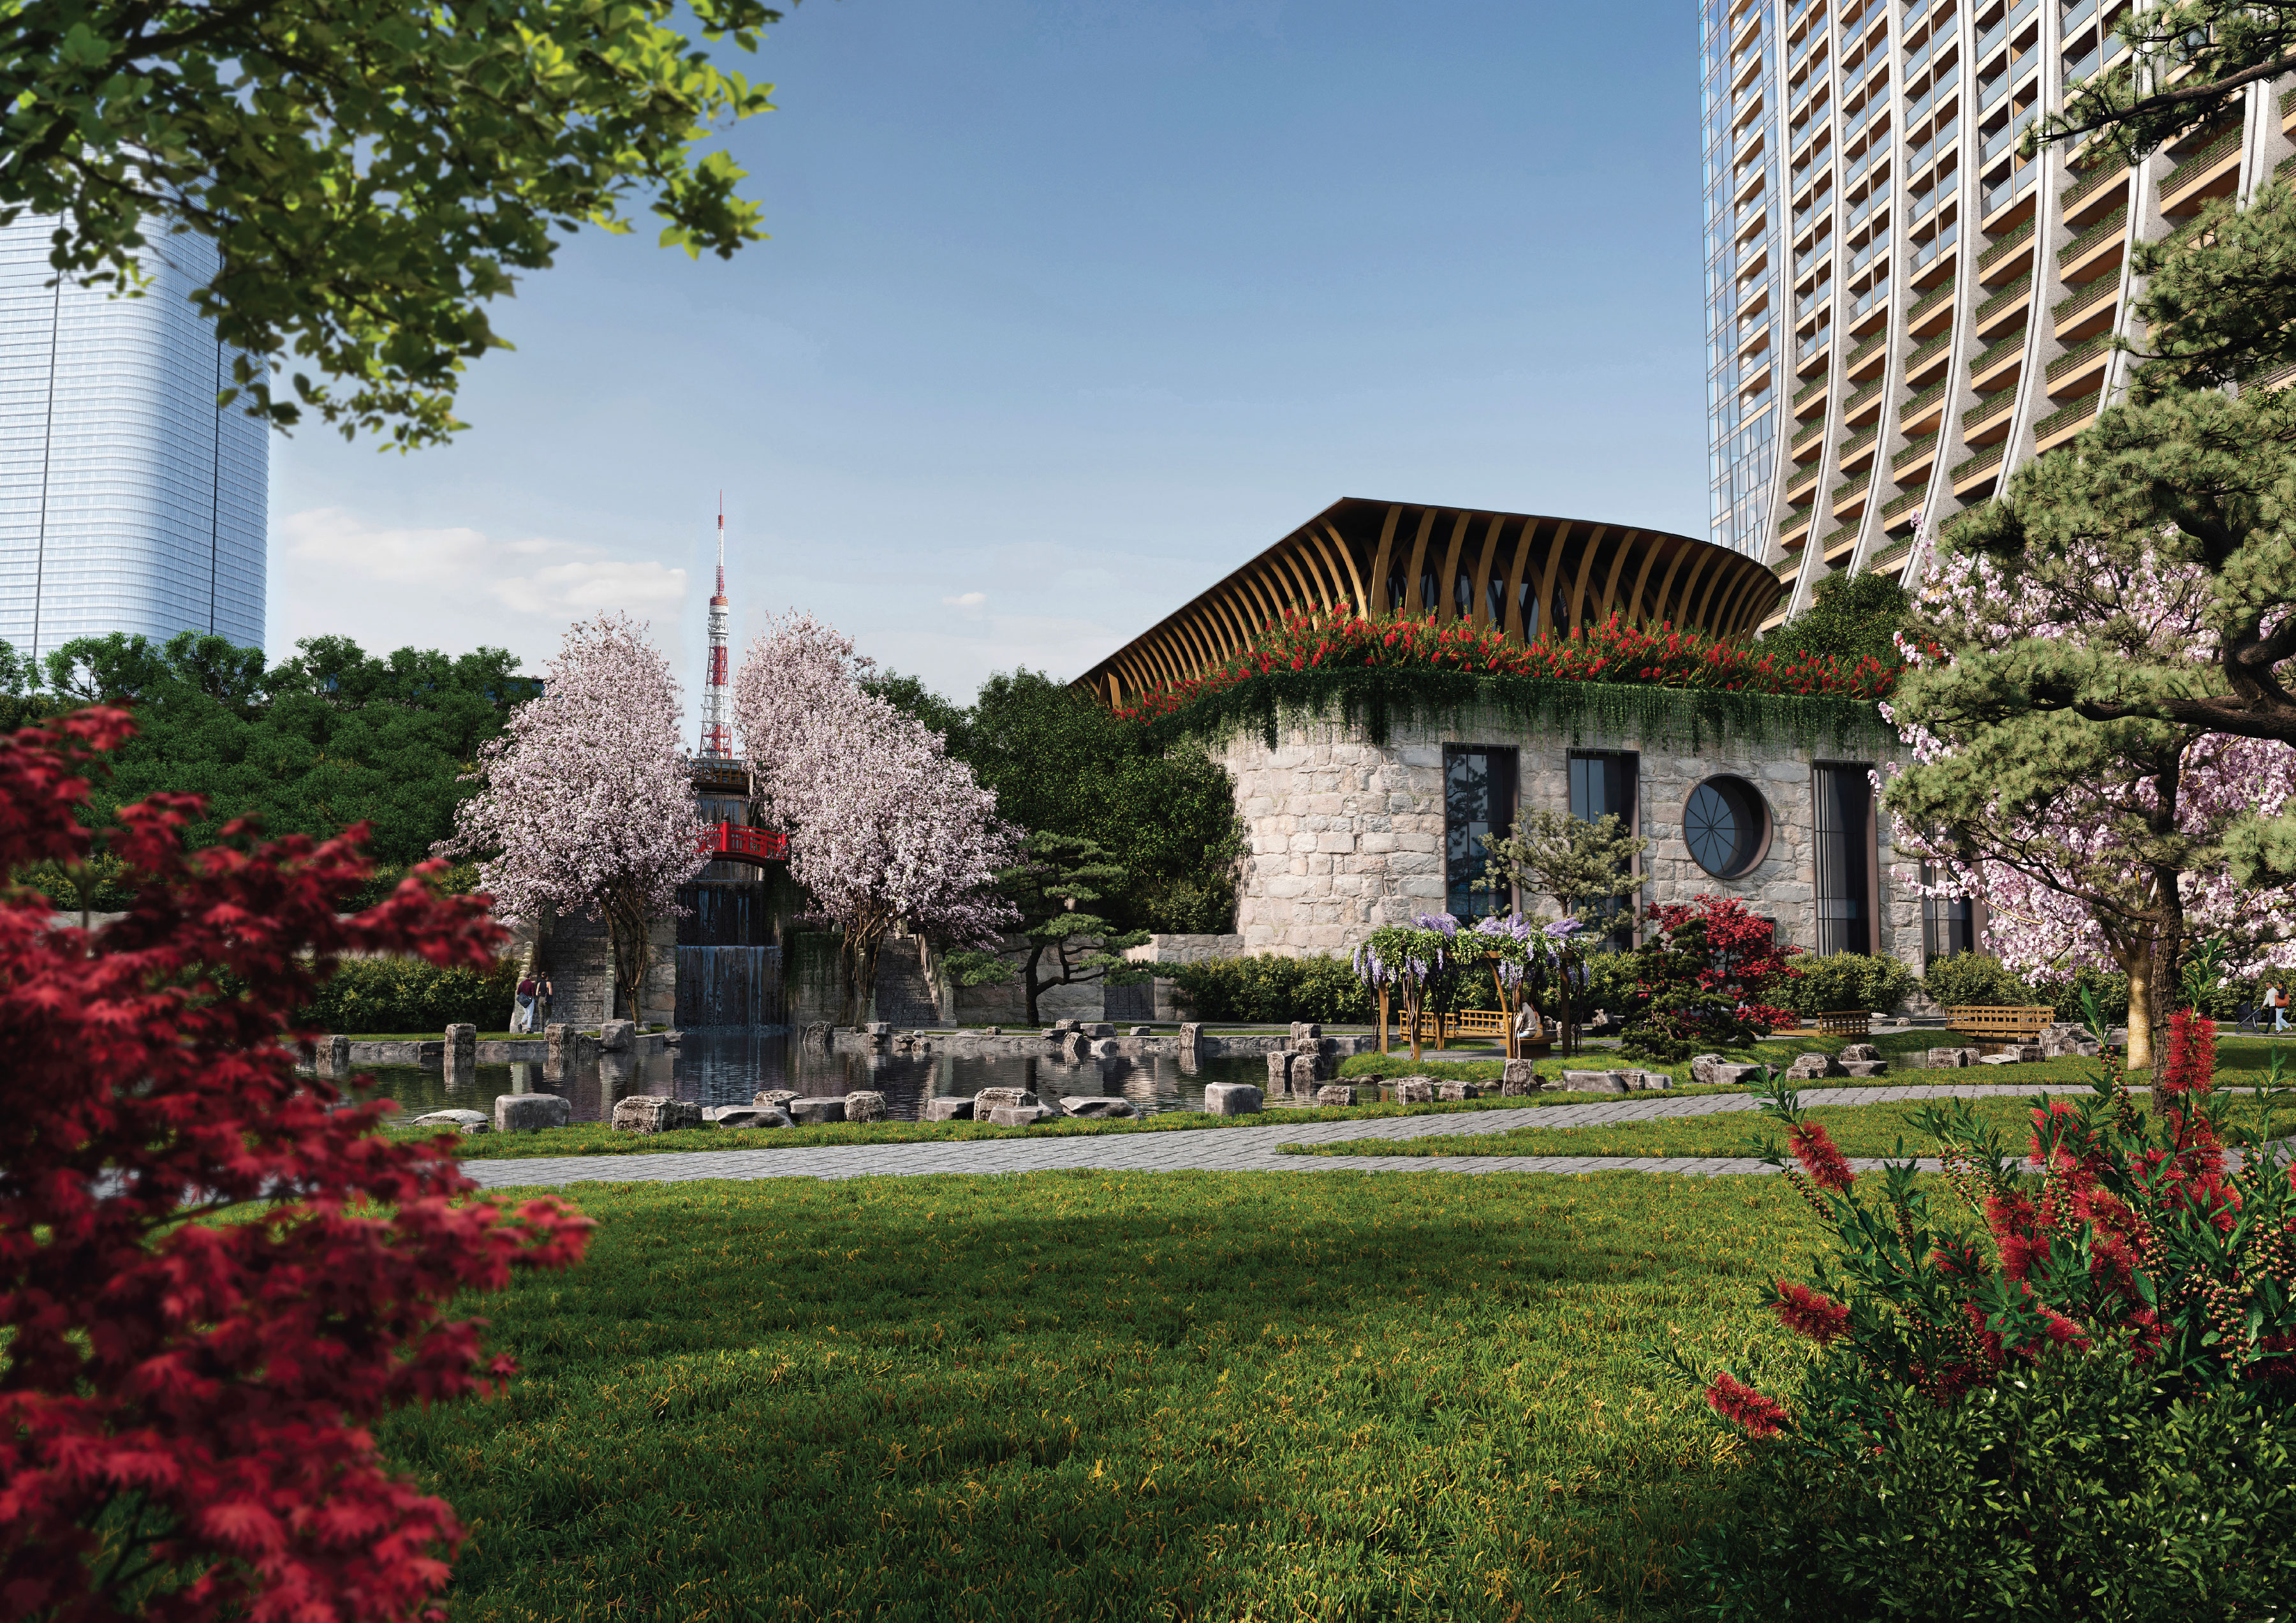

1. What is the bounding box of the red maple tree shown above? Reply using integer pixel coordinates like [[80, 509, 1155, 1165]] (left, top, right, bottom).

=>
[[0, 709, 593, 1622]]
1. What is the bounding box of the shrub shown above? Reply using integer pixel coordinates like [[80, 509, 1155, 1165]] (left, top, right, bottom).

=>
[[2031, 965, 2131, 1026], [1920, 951, 2035, 1010], [1686, 1353, 2296, 1621], [1777, 951, 1919, 1016], [1578, 949, 1641, 1019], [307, 953, 522, 1033], [1167, 953, 1376, 1024], [0, 708, 592, 1621], [1617, 896, 1799, 1061]]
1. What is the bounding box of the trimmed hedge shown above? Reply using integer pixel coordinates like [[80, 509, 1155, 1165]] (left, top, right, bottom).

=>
[[307, 956, 521, 1035], [1778, 952, 1920, 1016], [1166, 955, 1376, 1025]]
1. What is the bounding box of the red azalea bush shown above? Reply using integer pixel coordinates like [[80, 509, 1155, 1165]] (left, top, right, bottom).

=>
[[0, 710, 594, 1622], [1669, 1006, 2296, 1617], [1113, 604, 1906, 724]]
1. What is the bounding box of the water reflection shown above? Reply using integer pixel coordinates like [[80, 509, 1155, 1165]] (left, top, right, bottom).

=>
[[348, 1028, 1273, 1125]]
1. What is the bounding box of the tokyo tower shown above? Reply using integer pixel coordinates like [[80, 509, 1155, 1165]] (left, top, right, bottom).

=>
[[700, 497, 733, 757]]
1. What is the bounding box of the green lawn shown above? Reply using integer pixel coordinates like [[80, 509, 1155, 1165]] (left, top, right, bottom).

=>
[[385, 1171, 1826, 1622], [1279, 1094, 2164, 1162]]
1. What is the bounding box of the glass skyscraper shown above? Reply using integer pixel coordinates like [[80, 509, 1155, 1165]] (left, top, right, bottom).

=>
[[1709, 0, 2293, 632], [0, 216, 266, 663]]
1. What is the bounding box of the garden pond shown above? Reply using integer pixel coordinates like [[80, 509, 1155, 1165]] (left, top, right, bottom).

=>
[[348, 1026, 1280, 1125]]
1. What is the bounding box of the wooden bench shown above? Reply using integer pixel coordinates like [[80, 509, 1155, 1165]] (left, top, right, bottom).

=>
[[1393, 1007, 1554, 1056], [1946, 1005, 2056, 1043], [1772, 1009, 1872, 1040]]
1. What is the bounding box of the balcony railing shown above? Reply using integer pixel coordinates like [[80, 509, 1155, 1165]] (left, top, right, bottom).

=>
[[1962, 388, 2015, 430], [1906, 276, 1957, 325], [1906, 61, 1961, 128], [1975, 0, 2036, 64], [1846, 327, 1891, 373], [1792, 372, 1829, 409], [1899, 376, 1950, 422], [2061, 159, 2128, 215], [1969, 332, 2026, 376], [2161, 124, 2244, 200], [2047, 330, 2117, 384], [1892, 431, 1941, 471], [1774, 553, 1804, 577], [1779, 502, 1816, 535], [1843, 376, 1887, 418], [1821, 522, 1862, 555], [1908, 114, 1962, 179], [1983, 105, 2040, 166], [1799, 325, 1834, 360], [1839, 423, 1880, 457], [1848, 229, 1892, 274], [1793, 417, 1829, 454], [2033, 394, 2101, 440], [1952, 441, 2008, 482], [1850, 273, 1892, 319], [1983, 163, 2038, 220], [2051, 272, 2119, 325], [1904, 328, 1955, 374], [1975, 278, 2031, 325], [1881, 489, 1926, 524], [1797, 278, 1833, 320], [1795, 233, 1835, 275], [1978, 213, 2038, 276], [1912, 220, 1959, 270], [2056, 205, 2126, 266], [1846, 181, 1891, 232]]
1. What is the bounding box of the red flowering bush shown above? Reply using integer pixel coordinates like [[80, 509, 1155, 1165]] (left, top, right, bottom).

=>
[[1614, 894, 1800, 1060], [1113, 604, 1906, 725], [0, 711, 594, 1621]]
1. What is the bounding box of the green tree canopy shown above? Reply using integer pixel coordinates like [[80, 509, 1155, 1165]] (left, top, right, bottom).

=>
[[0, 0, 788, 445], [1767, 569, 1913, 667]]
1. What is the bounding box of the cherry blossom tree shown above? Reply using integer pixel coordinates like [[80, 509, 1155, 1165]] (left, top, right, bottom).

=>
[[1, 708, 592, 1620], [1887, 529, 2296, 1069], [439, 614, 704, 1022], [733, 614, 1017, 1024]]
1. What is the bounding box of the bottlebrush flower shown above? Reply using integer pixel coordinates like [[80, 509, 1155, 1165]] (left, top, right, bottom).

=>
[[1788, 1120, 1856, 1194], [1705, 1372, 1789, 1438], [1774, 1281, 1853, 1343]]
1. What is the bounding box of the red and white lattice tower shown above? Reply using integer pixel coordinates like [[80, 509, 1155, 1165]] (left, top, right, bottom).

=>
[[699, 496, 733, 757]]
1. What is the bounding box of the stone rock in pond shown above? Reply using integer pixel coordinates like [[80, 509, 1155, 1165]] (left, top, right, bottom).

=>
[[786, 1097, 847, 1125], [598, 1019, 637, 1053], [1266, 1052, 1293, 1090], [923, 1097, 975, 1122], [1927, 1047, 1978, 1069], [1087, 1022, 1115, 1039], [411, 1108, 490, 1134], [1841, 1060, 1890, 1078], [988, 1103, 1057, 1127], [844, 1090, 888, 1123], [1394, 1078, 1435, 1104], [1061, 1095, 1139, 1119], [1289, 1021, 1323, 1041], [1838, 1042, 1881, 1063], [314, 1034, 351, 1078], [1314, 1084, 1360, 1108], [1179, 1022, 1203, 1046], [753, 1088, 799, 1110], [1089, 1037, 1121, 1058], [1053, 1019, 1079, 1034], [984, 1025, 1002, 1037], [974, 1086, 1038, 1116], [1130, 1026, 1152, 1037], [711, 1106, 792, 1130], [799, 1021, 833, 1048], [1438, 1081, 1480, 1102], [1201, 1083, 1263, 1116], [494, 1093, 571, 1134], [610, 1095, 700, 1134]]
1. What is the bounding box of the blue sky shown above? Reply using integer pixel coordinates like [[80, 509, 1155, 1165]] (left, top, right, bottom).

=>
[[269, 0, 1711, 704]]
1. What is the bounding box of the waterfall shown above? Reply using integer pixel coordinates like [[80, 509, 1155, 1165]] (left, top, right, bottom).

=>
[[674, 945, 784, 1026]]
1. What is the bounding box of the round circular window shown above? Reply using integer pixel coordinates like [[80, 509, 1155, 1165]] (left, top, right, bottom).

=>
[[1682, 776, 1771, 880]]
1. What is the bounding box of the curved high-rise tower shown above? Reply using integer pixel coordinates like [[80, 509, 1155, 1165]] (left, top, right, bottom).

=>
[[1702, 0, 2294, 631]]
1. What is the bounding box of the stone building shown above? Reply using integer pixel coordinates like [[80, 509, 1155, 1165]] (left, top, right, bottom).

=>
[[1074, 496, 1965, 977]]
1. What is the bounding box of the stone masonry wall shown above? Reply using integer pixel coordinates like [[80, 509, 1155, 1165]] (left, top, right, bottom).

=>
[[1219, 711, 1919, 978]]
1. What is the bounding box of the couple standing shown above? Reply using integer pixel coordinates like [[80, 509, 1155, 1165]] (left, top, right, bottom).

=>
[[513, 970, 554, 1033]]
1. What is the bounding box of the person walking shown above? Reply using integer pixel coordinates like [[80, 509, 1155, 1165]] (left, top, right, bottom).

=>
[[513, 972, 538, 1034], [536, 970, 556, 1028], [2272, 981, 2290, 1034]]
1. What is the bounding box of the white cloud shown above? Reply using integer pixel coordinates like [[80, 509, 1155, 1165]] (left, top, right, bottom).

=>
[[942, 590, 987, 609], [271, 507, 688, 669]]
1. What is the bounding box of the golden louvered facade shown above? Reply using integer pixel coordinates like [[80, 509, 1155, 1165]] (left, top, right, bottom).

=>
[[1071, 496, 1784, 706]]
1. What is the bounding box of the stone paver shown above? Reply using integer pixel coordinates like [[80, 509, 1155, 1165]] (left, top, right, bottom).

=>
[[457, 1082, 2091, 1190]]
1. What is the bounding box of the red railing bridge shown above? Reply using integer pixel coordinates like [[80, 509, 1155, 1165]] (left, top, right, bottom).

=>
[[702, 820, 788, 866]]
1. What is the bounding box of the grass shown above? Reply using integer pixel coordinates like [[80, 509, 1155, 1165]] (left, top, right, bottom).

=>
[[383, 1170, 1828, 1622], [1280, 1094, 2158, 1162]]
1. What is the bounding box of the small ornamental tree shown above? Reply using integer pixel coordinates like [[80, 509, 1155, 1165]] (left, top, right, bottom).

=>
[[439, 614, 705, 1023], [1616, 895, 1799, 1062], [733, 614, 1018, 1024], [952, 832, 1151, 1026], [0, 709, 593, 1620]]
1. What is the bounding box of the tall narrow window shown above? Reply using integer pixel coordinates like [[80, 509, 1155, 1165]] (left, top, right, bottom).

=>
[[1569, 751, 1640, 951], [1920, 861, 1974, 963], [1813, 764, 1876, 956], [1444, 745, 1519, 918]]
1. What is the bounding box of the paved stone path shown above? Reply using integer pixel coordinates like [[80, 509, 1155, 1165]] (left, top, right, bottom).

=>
[[459, 1081, 2105, 1189]]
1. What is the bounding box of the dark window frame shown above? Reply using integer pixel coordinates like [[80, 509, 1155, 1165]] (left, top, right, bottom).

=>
[[1569, 750, 1642, 950], [1443, 744, 1520, 919]]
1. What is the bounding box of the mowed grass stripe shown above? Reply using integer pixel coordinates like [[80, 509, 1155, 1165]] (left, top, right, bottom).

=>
[[384, 1172, 1827, 1622]]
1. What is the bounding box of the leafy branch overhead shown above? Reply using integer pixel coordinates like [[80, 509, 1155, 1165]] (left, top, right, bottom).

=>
[[0, 0, 790, 447], [2037, 1, 2296, 159]]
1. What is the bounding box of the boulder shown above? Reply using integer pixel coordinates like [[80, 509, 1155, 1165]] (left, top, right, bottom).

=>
[[411, 1108, 489, 1134], [786, 1097, 848, 1125], [1499, 1058, 1545, 1095], [988, 1103, 1058, 1127], [1711, 1062, 1768, 1086], [1289, 1022, 1323, 1040], [1689, 1053, 1727, 1087], [753, 1088, 800, 1110], [923, 1097, 975, 1122], [1314, 1084, 1360, 1108], [494, 1092, 571, 1133], [2003, 1043, 2045, 1063], [1130, 1026, 1152, 1037], [610, 1095, 701, 1134], [1267, 1052, 1294, 1090], [445, 1022, 477, 1057], [1838, 1042, 1881, 1063], [1055, 1032, 1088, 1060], [2039, 1023, 2103, 1058], [844, 1090, 888, 1123], [1927, 1047, 1980, 1068], [1087, 1022, 1115, 1039], [799, 1021, 834, 1048], [1438, 1081, 1480, 1102], [1562, 1069, 1628, 1092], [711, 1106, 793, 1130], [1061, 1095, 1140, 1119], [984, 1025, 1002, 1037], [314, 1035, 352, 1078], [1089, 1037, 1121, 1059], [1783, 1053, 1846, 1081], [1053, 1019, 1079, 1034], [1202, 1083, 1264, 1116], [598, 1019, 637, 1053], [1977, 1053, 2022, 1066], [1394, 1078, 1436, 1105], [1179, 1022, 1203, 1046], [974, 1086, 1039, 1116], [1841, 1060, 1890, 1078]]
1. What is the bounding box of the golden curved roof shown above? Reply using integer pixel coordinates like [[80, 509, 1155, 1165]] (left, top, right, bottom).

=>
[[1072, 496, 1784, 706]]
